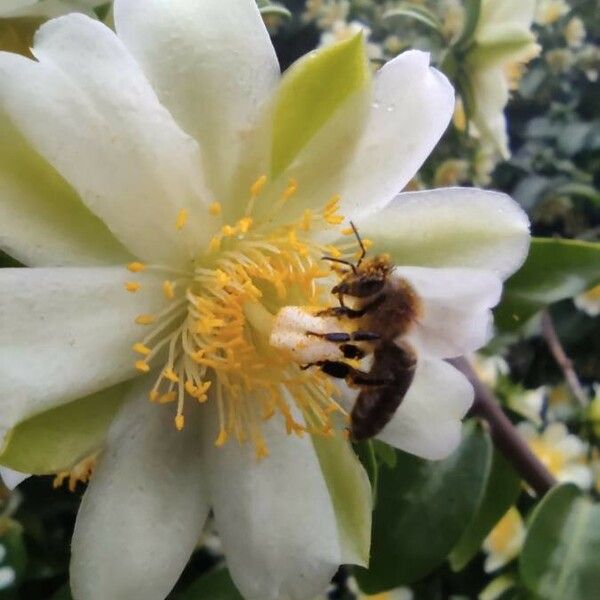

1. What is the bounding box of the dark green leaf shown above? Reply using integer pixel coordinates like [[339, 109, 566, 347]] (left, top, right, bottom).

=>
[[449, 449, 521, 571], [355, 422, 492, 593], [520, 484, 600, 600], [495, 238, 600, 331], [373, 440, 397, 470], [382, 4, 443, 34], [453, 0, 481, 51], [176, 568, 243, 600]]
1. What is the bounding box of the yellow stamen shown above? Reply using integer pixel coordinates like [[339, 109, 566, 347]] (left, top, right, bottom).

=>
[[149, 389, 160, 402], [215, 429, 228, 447], [175, 414, 185, 431], [250, 174, 267, 198], [125, 281, 141, 293], [127, 262, 145, 273], [209, 201, 222, 216], [135, 314, 156, 325], [163, 367, 179, 383], [283, 178, 298, 200], [133, 343, 151, 356], [175, 208, 188, 230], [135, 360, 150, 373], [162, 280, 175, 300]]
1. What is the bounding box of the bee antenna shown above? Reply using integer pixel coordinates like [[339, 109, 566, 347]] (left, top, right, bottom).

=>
[[321, 256, 358, 275], [350, 221, 367, 267]]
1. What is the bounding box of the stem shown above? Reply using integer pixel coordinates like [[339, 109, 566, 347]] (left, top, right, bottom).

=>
[[450, 357, 556, 496], [540, 310, 588, 407]]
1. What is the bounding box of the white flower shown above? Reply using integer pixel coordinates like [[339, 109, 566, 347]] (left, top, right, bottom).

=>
[[535, 0, 570, 26], [518, 422, 593, 490], [0, 0, 529, 598], [467, 0, 540, 159], [470, 353, 509, 388], [0, 0, 104, 18], [482, 507, 525, 572], [564, 17, 586, 48], [507, 386, 547, 425], [574, 283, 600, 317]]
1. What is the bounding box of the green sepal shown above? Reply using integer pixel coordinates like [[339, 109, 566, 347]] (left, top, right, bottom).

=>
[[0, 383, 129, 474], [270, 34, 371, 178], [313, 434, 373, 567]]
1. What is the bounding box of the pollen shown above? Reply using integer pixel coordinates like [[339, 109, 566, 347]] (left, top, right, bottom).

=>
[[209, 201, 222, 216], [122, 183, 363, 458], [163, 280, 175, 299], [127, 262, 146, 273], [175, 208, 188, 230], [250, 174, 268, 198], [125, 281, 141, 293]]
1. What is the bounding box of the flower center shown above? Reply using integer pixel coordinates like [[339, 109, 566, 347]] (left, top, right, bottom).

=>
[[125, 177, 365, 457]]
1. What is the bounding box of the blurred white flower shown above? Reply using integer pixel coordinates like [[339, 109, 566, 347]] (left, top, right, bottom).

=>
[[507, 386, 547, 425], [482, 507, 525, 572], [518, 422, 593, 490], [470, 354, 509, 388], [574, 283, 600, 317], [320, 20, 383, 60], [535, 0, 570, 26], [564, 17, 586, 48]]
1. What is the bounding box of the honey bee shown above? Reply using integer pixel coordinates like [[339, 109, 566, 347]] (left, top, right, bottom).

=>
[[303, 223, 421, 441]]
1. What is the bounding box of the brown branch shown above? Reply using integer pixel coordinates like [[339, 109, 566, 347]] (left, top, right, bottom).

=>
[[540, 310, 588, 407], [450, 357, 556, 496]]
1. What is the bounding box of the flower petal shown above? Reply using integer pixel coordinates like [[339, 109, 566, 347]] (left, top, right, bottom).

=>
[[351, 187, 530, 278], [339, 50, 455, 218], [71, 383, 208, 600], [113, 0, 279, 203], [0, 382, 128, 474], [0, 111, 131, 267], [395, 266, 502, 359], [202, 407, 341, 600], [0, 266, 166, 429], [0, 14, 211, 265], [0, 466, 29, 489], [377, 359, 473, 460]]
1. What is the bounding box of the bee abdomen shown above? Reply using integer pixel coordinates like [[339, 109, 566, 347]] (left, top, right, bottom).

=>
[[350, 342, 417, 441]]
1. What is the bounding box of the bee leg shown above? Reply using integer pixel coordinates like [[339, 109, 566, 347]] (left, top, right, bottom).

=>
[[306, 331, 380, 343]]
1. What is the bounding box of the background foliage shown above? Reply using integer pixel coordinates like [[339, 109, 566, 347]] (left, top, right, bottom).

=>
[[0, 0, 599, 598]]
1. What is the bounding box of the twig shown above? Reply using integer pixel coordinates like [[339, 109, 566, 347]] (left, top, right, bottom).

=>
[[540, 310, 588, 407], [450, 357, 556, 496]]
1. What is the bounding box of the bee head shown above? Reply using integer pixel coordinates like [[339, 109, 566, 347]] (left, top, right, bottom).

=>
[[331, 256, 391, 298]]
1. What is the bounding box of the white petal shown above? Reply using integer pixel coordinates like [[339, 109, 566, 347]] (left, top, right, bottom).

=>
[[339, 50, 455, 218], [377, 359, 473, 460], [0, 466, 29, 489], [71, 383, 209, 600], [0, 111, 131, 267], [351, 188, 530, 279], [0, 266, 166, 428], [114, 0, 279, 203], [472, 69, 510, 159], [394, 267, 502, 359], [0, 15, 211, 265], [558, 465, 593, 490], [202, 407, 341, 600]]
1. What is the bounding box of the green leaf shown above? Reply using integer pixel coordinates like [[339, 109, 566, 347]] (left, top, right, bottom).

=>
[[176, 568, 242, 600], [520, 484, 600, 600], [355, 422, 492, 593], [382, 4, 443, 34], [271, 34, 370, 178], [449, 449, 521, 571], [495, 238, 600, 331], [313, 435, 372, 566], [0, 383, 129, 474]]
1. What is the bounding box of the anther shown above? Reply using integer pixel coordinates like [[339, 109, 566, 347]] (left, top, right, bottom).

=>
[[283, 178, 298, 200], [215, 429, 228, 447], [163, 368, 179, 383], [250, 174, 267, 198], [125, 281, 141, 293], [133, 343, 151, 356], [209, 201, 222, 216], [175, 209, 188, 230], [135, 314, 156, 325], [127, 262, 146, 273], [135, 360, 150, 373], [163, 280, 175, 300], [175, 414, 185, 431]]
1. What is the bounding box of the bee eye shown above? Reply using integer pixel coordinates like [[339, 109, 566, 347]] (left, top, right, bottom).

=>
[[359, 279, 384, 295]]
